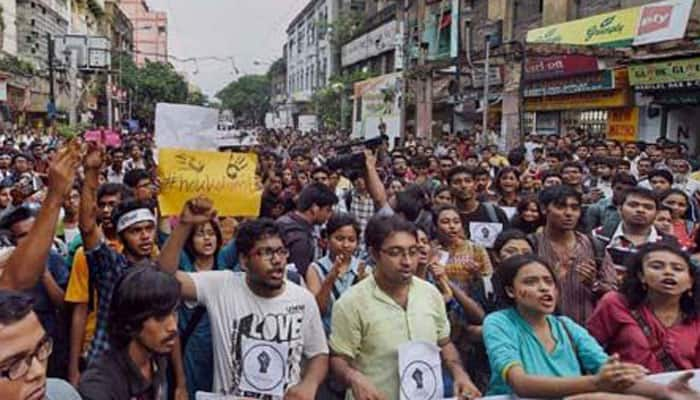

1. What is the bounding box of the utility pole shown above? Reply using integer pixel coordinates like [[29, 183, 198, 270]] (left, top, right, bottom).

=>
[[47, 34, 55, 112], [482, 33, 490, 143], [107, 71, 113, 130], [452, 0, 461, 134], [66, 50, 79, 127], [398, 0, 409, 141]]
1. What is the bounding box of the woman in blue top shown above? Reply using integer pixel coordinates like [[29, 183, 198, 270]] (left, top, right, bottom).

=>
[[177, 217, 224, 399], [306, 213, 366, 335], [483, 253, 700, 399]]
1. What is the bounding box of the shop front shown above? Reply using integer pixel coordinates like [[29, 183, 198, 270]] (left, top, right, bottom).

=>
[[524, 68, 632, 136], [629, 56, 700, 154]]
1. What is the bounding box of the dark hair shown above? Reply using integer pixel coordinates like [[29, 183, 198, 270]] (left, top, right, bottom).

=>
[[311, 166, 330, 177], [546, 150, 567, 162], [365, 214, 417, 251], [395, 184, 431, 222], [433, 185, 452, 199], [496, 254, 558, 306], [541, 171, 562, 183], [560, 161, 584, 173], [296, 183, 338, 212], [659, 189, 693, 220], [539, 184, 581, 209], [447, 165, 475, 185], [494, 167, 521, 194], [324, 213, 360, 239], [97, 182, 131, 202], [123, 169, 151, 189], [108, 266, 181, 349], [620, 242, 699, 320], [493, 229, 532, 256], [511, 196, 544, 234], [184, 219, 223, 264], [411, 156, 429, 169], [111, 198, 156, 229], [507, 149, 526, 166], [0, 206, 35, 231], [473, 166, 490, 177], [621, 187, 658, 209], [648, 169, 674, 185], [612, 172, 638, 187], [0, 290, 34, 325], [235, 218, 281, 256]]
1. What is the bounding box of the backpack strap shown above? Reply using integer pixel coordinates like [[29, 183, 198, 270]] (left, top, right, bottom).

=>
[[629, 309, 679, 372]]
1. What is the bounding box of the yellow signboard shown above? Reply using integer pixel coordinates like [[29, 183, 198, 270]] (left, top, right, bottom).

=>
[[525, 89, 630, 111], [629, 57, 700, 86], [527, 7, 639, 46], [608, 107, 639, 142], [158, 149, 261, 217]]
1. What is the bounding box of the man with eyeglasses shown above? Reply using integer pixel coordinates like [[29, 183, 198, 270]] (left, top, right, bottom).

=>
[[329, 214, 480, 400], [159, 198, 328, 398], [0, 290, 80, 400]]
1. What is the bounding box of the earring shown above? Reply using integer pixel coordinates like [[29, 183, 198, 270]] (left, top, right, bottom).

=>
[[686, 290, 693, 299]]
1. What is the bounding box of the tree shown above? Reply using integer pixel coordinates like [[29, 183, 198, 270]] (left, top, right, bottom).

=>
[[216, 75, 270, 124], [187, 89, 208, 106]]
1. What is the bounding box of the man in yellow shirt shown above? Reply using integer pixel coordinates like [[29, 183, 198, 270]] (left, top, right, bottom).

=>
[[64, 183, 128, 386], [329, 215, 480, 400]]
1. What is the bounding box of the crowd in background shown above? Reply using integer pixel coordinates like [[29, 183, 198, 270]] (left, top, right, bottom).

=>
[[0, 124, 700, 400]]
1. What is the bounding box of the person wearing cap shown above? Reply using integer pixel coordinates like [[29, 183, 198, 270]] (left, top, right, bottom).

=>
[[77, 143, 188, 397]]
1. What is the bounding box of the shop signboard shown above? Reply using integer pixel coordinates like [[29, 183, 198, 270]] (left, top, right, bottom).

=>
[[629, 57, 700, 89], [526, 0, 692, 47], [525, 55, 601, 81], [524, 70, 615, 98], [525, 89, 630, 111], [608, 107, 640, 142]]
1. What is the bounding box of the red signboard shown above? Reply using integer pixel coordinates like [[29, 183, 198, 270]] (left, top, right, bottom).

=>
[[525, 55, 600, 81], [637, 5, 673, 35]]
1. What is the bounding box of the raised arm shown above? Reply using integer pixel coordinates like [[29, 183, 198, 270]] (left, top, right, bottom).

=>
[[0, 143, 80, 290], [363, 149, 387, 209], [158, 197, 216, 301], [79, 143, 104, 251]]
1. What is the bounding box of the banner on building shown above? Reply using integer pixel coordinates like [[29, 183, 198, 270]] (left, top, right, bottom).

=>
[[629, 57, 700, 89], [608, 107, 640, 142], [526, 0, 693, 47], [342, 20, 398, 67], [157, 148, 261, 216], [352, 72, 402, 145]]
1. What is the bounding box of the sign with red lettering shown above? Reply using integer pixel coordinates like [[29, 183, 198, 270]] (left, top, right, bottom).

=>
[[525, 55, 601, 81], [633, 0, 693, 45]]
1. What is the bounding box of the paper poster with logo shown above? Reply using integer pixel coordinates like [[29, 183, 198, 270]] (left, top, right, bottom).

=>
[[398, 341, 443, 400], [238, 336, 289, 397], [158, 149, 261, 216], [469, 222, 503, 248]]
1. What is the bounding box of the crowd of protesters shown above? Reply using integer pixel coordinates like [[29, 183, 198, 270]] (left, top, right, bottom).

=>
[[1, 124, 700, 400]]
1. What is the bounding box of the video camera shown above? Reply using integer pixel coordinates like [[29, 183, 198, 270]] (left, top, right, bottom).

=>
[[325, 136, 385, 175]]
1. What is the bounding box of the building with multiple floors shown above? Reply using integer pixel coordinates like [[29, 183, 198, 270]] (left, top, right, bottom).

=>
[[16, 0, 69, 67], [118, 0, 166, 65], [1, 0, 19, 55]]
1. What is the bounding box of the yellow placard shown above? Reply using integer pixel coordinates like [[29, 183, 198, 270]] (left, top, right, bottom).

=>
[[527, 7, 639, 46], [607, 107, 639, 142], [158, 149, 261, 217]]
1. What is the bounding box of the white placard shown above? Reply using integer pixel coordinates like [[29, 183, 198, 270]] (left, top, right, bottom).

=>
[[155, 103, 220, 150], [469, 222, 503, 249], [398, 341, 443, 400]]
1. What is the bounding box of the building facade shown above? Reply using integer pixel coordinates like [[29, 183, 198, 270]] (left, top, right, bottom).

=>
[[285, 0, 365, 124], [118, 0, 166, 65], [16, 0, 70, 68], [1, 0, 19, 55]]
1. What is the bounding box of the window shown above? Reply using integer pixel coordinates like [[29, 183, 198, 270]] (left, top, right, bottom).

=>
[[310, 65, 315, 89]]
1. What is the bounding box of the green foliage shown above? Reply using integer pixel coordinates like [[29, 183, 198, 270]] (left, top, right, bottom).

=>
[[312, 70, 377, 129], [318, 9, 365, 48], [0, 5, 5, 34], [110, 53, 189, 123], [0, 55, 35, 76], [57, 122, 90, 139], [187, 89, 208, 106], [267, 58, 285, 77], [216, 75, 270, 124]]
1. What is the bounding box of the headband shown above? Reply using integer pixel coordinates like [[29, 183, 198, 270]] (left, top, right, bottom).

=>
[[116, 208, 156, 233]]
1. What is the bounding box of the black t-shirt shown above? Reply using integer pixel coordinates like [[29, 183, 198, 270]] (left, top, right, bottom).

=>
[[459, 202, 510, 241]]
